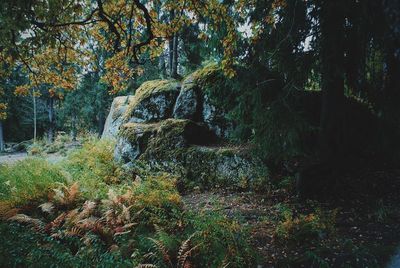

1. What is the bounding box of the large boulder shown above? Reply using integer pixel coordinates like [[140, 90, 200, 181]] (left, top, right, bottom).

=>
[[114, 118, 265, 190], [115, 119, 215, 163], [102, 96, 134, 139], [202, 94, 232, 138], [173, 65, 232, 138], [114, 122, 159, 162], [172, 77, 199, 120], [149, 145, 266, 190], [124, 80, 180, 123], [105, 65, 267, 190]]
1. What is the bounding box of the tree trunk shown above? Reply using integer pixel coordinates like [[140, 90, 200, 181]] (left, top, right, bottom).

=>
[[382, 0, 400, 124], [159, 51, 167, 78], [47, 97, 55, 143], [318, 0, 345, 160], [98, 111, 105, 137], [168, 40, 174, 76], [168, 10, 175, 77], [172, 34, 179, 78], [71, 114, 77, 142], [0, 121, 4, 152], [32, 92, 37, 143]]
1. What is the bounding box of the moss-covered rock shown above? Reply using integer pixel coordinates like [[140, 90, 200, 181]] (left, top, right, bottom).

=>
[[107, 65, 268, 190], [139, 144, 267, 191], [114, 118, 266, 190], [114, 122, 159, 162], [115, 119, 216, 163], [173, 64, 232, 138], [124, 80, 180, 123], [172, 79, 199, 120], [102, 96, 134, 139]]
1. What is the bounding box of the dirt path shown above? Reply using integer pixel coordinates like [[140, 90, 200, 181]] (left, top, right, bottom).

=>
[[0, 152, 28, 164], [0, 152, 65, 165]]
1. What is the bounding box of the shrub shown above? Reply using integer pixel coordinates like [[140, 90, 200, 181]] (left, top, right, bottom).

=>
[[61, 138, 124, 199], [275, 207, 337, 244]]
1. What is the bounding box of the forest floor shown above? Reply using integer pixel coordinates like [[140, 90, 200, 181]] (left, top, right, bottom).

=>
[[183, 169, 400, 267], [1, 143, 400, 267]]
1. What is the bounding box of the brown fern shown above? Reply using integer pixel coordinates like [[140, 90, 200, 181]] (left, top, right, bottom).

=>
[[52, 182, 80, 206], [177, 233, 200, 268], [1, 207, 20, 219], [66, 182, 79, 204], [65, 226, 84, 237], [51, 212, 67, 228], [148, 237, 173, 267]]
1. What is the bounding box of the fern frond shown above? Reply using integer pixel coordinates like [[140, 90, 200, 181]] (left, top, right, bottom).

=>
[[8, 214, 44, 231], [50, 212, 67, 228], [65, 226, 84, 237], [1, 207, 20, 219], [178, 244, 200, 268], [77, 216, 99, 230], [177, 232, 198, 268], [79, 200, 96, 218], [66, 182, 79, 204], [219, 256, 230, 268], [39, 202, 54, 214], [148, 237, 172, 266]]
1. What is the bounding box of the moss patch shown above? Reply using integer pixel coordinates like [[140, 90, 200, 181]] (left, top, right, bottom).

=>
[[139, 143, 268, 191], [183, 63, 222, 91], [119, 122, 160, 142], [124, 79, 180, 121], [141, 119, 216, 159]]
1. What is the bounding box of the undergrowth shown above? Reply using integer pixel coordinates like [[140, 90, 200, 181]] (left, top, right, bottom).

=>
[[0, 138, 257, 267], [0, 158, 66, 215]]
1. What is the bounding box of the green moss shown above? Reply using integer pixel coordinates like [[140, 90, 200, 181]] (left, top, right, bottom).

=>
[[140, 119, 201, 160], [139, 141, 268, 191], [124, 79, 180, 121], [183, 63, 221, 90], [119, 122, 160, 143]]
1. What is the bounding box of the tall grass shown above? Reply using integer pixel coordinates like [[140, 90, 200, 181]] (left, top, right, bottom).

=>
[[0, 158, 66, 214]]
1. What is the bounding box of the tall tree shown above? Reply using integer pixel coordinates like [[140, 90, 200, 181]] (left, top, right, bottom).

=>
[[318, 0, 345, 160]]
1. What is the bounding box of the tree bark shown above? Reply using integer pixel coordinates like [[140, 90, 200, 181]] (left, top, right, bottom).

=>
[[168, 10, 175, 77], [172, 34, 179, 78], [0, 121, 4, 152], [318, 0, 345, 160], [71, 114, 77, 142], [47, 97, 55, 142], [32, 91, 37, 143], [159, 51, 167, 78], [98, 110, 105, 137]]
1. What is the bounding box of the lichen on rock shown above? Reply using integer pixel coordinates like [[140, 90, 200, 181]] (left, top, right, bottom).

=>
[[102, 96, 134, 139], [172, 79, 199, 120], [114, 122, 159, 162], [124, 79, 180, 123], [173, 63, 232, 138]]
